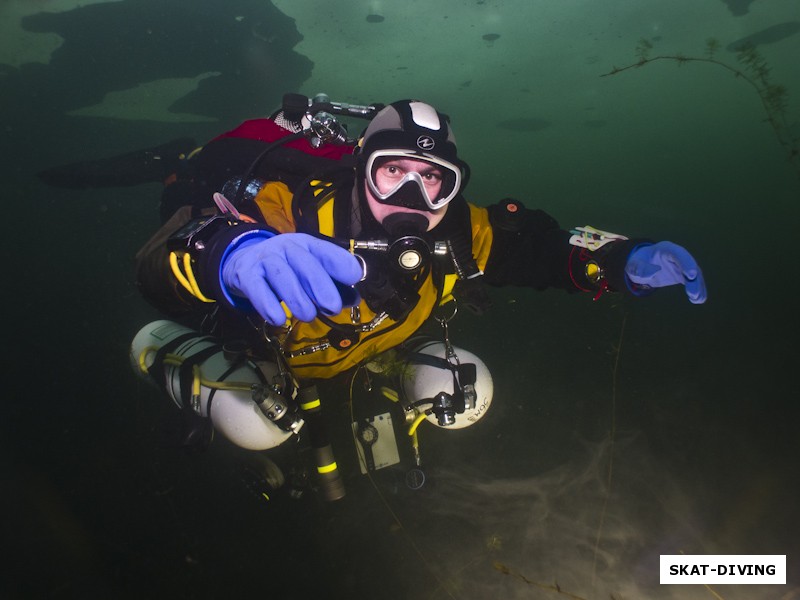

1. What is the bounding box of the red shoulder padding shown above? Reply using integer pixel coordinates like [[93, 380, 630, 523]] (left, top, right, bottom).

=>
[[213, 119, 354, 160]]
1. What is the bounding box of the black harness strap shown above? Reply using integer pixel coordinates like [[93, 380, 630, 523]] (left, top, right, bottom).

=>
[[176, 344, 225, 409], [404, 352, 477, 387], [292, 169, 355, 235], [148, 332, 199, 389]]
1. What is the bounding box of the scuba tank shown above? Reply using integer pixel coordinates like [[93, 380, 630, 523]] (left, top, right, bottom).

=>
[[398, 338, 493, 429], [130, 320, 302, 451], [358, 338, 493, 481]]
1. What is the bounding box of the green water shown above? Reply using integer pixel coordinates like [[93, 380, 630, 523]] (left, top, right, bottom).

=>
[[2, 1, 798, 598]]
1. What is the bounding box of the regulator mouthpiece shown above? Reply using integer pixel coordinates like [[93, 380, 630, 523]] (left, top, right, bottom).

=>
[[382, 212, 429, 237]]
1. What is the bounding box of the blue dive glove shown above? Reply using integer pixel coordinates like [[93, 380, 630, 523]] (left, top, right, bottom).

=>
[[625, 241, 707, 304], [221, 233, 363, 325]]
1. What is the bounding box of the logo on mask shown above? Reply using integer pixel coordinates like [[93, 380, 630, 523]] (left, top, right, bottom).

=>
[[416, 135, 435, 150]]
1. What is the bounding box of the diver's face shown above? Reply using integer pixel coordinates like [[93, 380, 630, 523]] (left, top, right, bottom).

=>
[[365, 157, 448, 232]]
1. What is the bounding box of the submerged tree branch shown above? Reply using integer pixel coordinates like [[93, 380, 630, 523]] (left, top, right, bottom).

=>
[[602, 39, 799, 182]]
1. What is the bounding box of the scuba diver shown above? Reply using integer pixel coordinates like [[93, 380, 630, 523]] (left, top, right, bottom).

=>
[[50, 94, 708, 501]]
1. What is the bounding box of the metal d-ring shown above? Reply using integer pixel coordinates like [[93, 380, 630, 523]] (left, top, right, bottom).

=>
[[433, 298, 458, 325]]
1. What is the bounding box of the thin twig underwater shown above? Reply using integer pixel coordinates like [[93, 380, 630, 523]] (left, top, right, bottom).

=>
[[590, 313, 625, 594], [493, 314, 627, 600], [602, 38, 799, 183]]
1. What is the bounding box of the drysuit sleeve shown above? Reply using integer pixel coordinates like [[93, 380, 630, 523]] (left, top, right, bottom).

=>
[[135, 177, 313, 317], [479, 199, 648, 295], [135, 205, 205, 316]]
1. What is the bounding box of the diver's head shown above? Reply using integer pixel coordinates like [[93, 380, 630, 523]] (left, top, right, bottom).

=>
[[357, 100, 468, 235]]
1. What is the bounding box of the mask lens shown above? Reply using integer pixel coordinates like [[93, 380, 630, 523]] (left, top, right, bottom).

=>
[[366, 150, 460, 210]]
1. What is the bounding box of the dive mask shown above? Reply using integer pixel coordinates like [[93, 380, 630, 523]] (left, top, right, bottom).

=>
[[365, 149, 462, 211]]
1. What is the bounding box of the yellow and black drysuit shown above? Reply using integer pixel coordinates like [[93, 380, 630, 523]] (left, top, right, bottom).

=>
[[135, 170, 645, 382]]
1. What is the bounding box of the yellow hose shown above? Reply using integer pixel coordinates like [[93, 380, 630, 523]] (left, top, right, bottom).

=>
[[137, 347, 252, 392], [168, 251, 215, 303], [408, 412, 427, 436], [380, 386, 399, 402], [168, 252, 195, 296], [182, 253, 215, 303]]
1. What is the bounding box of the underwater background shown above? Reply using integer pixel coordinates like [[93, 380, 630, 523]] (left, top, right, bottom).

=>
[[1, 0, 798, 598]]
